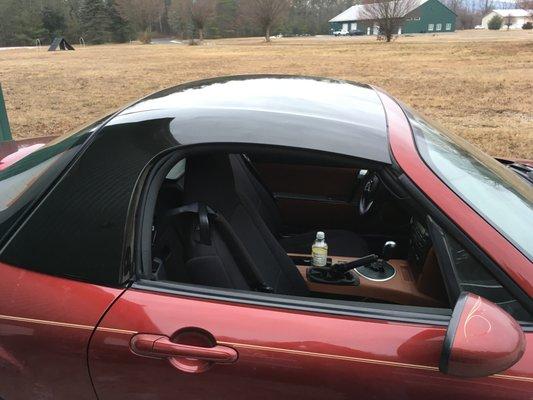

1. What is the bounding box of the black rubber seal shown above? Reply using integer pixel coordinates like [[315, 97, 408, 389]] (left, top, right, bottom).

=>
[[440, 291, 469, 374]]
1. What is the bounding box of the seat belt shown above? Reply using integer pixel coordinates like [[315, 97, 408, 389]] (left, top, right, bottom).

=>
[[166, 202, 214, 245], [166, 203, 274, 293], [240, 154, 278, 205]]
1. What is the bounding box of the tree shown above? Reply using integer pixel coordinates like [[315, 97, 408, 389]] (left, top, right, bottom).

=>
[[41, 6, 67, 39], [516, 0, 533, 8], [241, 0, 290, 42], [487, 14, 502, 29], [80, 0, 112, 44], [0, 0, 47, 46], [362, 0, 418, 42], [455, 5, 478, 30], [504, 13, 513, 30], [168, 0, 190, 38], [116, 0, 165, 42], [213, 0, 239, 37], [480, 0, 494, 16], [107, 0, 133, 42], [190, 0, 216, 41]]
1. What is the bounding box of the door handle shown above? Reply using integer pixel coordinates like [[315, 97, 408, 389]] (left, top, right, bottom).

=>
[[131, 333, 238, 364]]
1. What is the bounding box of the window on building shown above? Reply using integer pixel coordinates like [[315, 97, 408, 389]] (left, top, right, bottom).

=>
[[428, 23, 434, 31], [351, 22, 357, 30], [414, 17, 421, 20], [436, 23, 442, 31], [445, 23, 452, 30]]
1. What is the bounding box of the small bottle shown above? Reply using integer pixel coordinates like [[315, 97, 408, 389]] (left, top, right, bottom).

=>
[[312, 231, 328, 267]]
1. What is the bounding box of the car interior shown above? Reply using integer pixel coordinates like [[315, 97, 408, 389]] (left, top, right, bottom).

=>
[[146, 149, 531, 321]]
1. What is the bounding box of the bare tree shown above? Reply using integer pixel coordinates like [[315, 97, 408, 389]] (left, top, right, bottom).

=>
[[516, 0, 533, 8], [190, 0, 216, 42], [242, 0, 290, 42], [479, 0, 494, 16], [171, 0, 215, 43], [362, 0, 418, 42], [444, 0, 464, 14], [504, 12, 513, 29], [116, 0, 165, 42], [456, 5, 478, 29]]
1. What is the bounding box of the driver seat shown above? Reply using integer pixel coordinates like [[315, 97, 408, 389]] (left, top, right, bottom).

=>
[[229, 155, 369, 257]]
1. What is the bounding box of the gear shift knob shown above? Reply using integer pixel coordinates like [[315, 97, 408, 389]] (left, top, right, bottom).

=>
[[382, 241, 396, 261]]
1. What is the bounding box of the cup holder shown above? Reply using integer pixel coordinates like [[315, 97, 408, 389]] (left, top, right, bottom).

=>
[[307, 267, 359, 286]]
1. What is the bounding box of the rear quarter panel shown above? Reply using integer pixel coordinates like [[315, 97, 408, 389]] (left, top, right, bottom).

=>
[[0, 262, 123, 399]]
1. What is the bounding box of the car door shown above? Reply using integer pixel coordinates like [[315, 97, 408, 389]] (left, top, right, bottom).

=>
[[251, 160, 362, 231], [88, 284, 532, 400]]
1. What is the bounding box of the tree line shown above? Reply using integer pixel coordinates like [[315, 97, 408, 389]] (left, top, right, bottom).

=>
[[0, 0, 356, 46], [1, 0, 530, 47]]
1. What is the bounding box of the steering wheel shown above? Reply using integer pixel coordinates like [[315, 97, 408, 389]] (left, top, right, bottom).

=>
[[358, 172, 380, 216]]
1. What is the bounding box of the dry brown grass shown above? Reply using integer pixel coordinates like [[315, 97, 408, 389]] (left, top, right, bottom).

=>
[[1, 29, 532, 158]]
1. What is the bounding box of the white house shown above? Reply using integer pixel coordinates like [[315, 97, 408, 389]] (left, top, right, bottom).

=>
[[481, 9, 532, 29]]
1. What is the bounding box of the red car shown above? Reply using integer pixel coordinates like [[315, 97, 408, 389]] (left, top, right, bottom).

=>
[[0, 75, 531, 399]]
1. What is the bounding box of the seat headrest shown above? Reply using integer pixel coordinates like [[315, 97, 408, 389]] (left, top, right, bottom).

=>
[[184, 154, 238, 215]]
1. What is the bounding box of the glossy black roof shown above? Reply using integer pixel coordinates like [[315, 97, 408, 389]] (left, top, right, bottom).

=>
[[108, 75, 391, 164]]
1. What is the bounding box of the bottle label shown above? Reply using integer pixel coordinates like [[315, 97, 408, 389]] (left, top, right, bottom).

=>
[[312, 250, 327, 267]]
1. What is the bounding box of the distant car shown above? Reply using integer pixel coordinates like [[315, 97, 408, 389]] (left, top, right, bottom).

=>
[[333, 29, 349, 36], [0, 75, 532, 399], [349, 29, 365, 36], [475, 25, 485, 29]]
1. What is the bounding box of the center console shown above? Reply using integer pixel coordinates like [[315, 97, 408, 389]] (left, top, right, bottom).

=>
[[289, 253, 444, 307]]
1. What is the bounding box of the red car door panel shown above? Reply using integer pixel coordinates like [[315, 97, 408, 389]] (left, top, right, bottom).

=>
[[89, 287, 533, 399], [0, 262, 124, 400]]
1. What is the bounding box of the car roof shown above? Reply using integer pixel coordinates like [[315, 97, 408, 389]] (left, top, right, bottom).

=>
[[107, 75, 392, 164]]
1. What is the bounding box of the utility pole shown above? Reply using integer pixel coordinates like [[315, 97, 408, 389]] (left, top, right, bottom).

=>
[[0, 83, 13, 142]]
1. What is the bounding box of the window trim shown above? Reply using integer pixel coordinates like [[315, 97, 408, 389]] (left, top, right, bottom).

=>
[[436, 23, 442, 31], [428, 23, 434, 31], [133, 279, 452, 326], [445, 23, 452, 31]]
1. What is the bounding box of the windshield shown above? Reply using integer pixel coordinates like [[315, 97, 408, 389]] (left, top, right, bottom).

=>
[[0, 117, 107, 242], [405, 108, 533, 262]]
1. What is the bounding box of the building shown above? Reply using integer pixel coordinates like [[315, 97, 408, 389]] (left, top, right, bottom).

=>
[[481, 9, 533, 29], [329, 0, 457, 35]]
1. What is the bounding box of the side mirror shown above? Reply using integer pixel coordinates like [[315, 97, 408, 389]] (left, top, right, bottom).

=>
[[440, 292, 526, 378]]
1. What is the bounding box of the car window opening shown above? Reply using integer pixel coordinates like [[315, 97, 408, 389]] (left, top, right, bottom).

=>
[[147, 150, 531, 322]]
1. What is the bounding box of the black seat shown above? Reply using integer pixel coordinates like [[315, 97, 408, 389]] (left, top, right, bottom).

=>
[[182, 154, 309, 296], [229, 155, 369, 257]]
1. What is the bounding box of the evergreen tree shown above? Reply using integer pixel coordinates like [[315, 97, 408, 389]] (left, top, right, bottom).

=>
[[212, 0, 238, 37], [487, 14, 503, 30], [80, 0, 112, 44], [0, 0, 47, 46], [107, 0, 133, 42], [41, 6, 67, 40]]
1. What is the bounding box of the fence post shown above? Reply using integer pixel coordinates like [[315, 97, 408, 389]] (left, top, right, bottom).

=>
[[0, 83, 13, 142]]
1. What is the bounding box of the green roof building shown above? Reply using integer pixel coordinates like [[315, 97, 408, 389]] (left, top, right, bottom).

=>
[[329, 0, 457, 35]]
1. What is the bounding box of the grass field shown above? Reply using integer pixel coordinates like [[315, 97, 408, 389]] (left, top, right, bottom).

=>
[[1, 29, 532, 158]]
